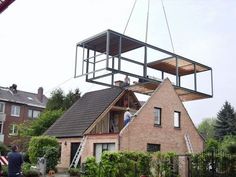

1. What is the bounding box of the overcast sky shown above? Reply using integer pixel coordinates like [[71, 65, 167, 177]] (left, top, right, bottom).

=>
[[1, 0, 236, 125]]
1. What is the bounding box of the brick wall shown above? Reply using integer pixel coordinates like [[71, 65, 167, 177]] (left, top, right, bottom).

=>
[[120, 79, 204, 154]]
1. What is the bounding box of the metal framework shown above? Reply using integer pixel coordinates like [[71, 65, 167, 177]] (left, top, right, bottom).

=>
[[75, 30, 213, 102]]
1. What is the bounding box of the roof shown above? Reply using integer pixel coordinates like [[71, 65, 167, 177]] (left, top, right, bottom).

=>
[[44, 87, 124, 138], [0, 87, 47, 108]]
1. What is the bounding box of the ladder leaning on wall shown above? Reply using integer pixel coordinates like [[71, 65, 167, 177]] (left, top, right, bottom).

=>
[[69, 136, 87, 169], [184, 133, 194, 153]]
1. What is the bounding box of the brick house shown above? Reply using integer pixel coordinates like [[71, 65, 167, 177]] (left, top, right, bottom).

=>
[[45, 78, 204, 169], [0, 84, 47, 146]]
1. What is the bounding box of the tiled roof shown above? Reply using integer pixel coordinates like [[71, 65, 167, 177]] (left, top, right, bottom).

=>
[[44, 87, 124, 138], [0, 87, 47, 108]]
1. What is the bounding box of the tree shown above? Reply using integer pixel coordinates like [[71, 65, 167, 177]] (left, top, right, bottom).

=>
[[214, 101, 236, 139], [19, 110, 64, 136], [46, 88, 81, 111], [198, 118, 216, 140]]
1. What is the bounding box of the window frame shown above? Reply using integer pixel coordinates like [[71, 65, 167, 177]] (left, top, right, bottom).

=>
[[154, 107, 162, 126], [9, 124, 18, 136], [11, 105, 21, 117], [147, 143, 161, 152], [174, 111, 181, 128], [0, 102, 5, 113], [28, 109, 41, 118], [93, 143, 115, 162]]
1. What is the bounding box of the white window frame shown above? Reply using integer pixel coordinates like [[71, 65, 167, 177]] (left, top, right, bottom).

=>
[[94, 143, 115, 162], [9, 124, 18, 135], [154, 107, 161, 126], [11, 105, 21, 117], [0, 102, 5, 113], [174, 111, 181, 128]]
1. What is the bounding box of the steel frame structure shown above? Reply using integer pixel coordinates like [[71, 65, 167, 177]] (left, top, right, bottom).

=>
[[74, 30, 213, 102]]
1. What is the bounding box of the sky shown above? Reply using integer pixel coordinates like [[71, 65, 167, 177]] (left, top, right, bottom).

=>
[[1, 0, 236, 125]]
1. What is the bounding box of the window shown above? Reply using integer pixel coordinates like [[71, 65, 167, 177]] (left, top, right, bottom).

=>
[[11, 105, 20, 117], [94, 143, 115, 162], [174, 111, 181, 128], [0, 102, 5, 113], [9, 124, 18, 135], [147, 143, 161, 152], [154, 107, 161, 126], [0, 121, 3, 134], [28, 109, 41, 118]]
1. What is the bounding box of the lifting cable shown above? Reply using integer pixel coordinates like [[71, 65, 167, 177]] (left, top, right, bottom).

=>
[[123, 0, 137, 35], [145, 0, 150, 43], [161, 0, 175, 53]]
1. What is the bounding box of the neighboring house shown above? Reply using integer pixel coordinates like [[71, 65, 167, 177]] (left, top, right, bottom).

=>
[[45, 78, 204, 169], [0, 84, 47, 146]]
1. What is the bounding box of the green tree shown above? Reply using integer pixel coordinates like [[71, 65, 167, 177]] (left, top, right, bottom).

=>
[[215, 101, 236, 139], [46, 88, 80, 111], [46, 89, 64, 111], [19, 110, 64, 136], [198, 118, 216, 140]]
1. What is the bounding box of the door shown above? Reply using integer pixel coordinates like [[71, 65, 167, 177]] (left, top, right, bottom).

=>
[[70, 142, 80, 164]]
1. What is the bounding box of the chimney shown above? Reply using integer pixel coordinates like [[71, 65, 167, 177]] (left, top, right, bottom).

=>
[[37, 87, 44, 102], [9, 84, 17, 93], [114, 80, 124, 87]]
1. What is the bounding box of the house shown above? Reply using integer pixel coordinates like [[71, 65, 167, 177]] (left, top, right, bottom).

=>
[[45, 78, 204, 169], [0, 84, 47, 146]]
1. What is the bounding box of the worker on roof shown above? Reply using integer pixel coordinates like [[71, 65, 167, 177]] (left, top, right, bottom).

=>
[[124, 107, 132, 125]]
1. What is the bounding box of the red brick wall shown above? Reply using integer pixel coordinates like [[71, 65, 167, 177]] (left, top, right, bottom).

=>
[[3, 102, 44, 146], [120, 79, 204, 154]]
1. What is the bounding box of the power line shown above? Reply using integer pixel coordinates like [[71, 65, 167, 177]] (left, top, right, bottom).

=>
[[45, 77, 74, 94]]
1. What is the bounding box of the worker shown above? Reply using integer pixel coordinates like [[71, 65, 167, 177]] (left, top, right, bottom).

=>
[[124, 75, 130, 86], [124, 107, 132, 125]]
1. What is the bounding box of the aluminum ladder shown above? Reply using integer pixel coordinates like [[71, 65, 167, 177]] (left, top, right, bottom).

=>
[[184, 133, 194, 153], [69, 136, 87, 168]]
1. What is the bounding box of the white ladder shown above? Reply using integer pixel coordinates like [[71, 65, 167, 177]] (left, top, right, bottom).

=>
[[184, 133, 193, 153], [69, 136, 87, 168]]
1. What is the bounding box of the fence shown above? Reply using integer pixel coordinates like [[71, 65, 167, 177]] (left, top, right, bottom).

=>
[[189, 150, 236, 177]]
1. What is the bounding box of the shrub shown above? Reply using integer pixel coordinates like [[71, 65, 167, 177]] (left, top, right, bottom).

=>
[[2, 165, 8, 176], [84, 157, 99, 177], [68, 168, 80, 176], [0, 142, 9, 156], [43, 146, 59, 172], [28, 136, 59, 164]]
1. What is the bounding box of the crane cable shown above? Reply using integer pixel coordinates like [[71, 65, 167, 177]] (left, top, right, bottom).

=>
[[145, 0, 150, 43], [161, 0, 175, 53], [123, 0, 138, 35]]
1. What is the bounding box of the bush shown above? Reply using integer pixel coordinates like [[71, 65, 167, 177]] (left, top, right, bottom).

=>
[[68, 168, 80, 176], [43, 146, 59, 172], [2, 165, 8, 176], [28, 136, 59, 164], [84, 157, 99, 177], [84, 151, 152, 177], [0, 142, 9, 156]]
